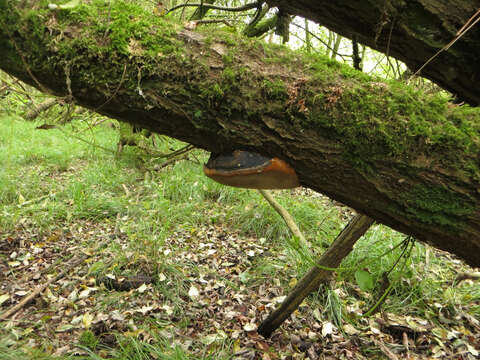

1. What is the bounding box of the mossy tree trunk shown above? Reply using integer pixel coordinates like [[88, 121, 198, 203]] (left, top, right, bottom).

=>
[[266, 0, 480, 106], [1, 1, 480, 266]]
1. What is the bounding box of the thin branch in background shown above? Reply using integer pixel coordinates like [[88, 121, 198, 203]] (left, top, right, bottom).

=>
[[290, 22, 350, 60], [352, 35, 361, 70], [289, 33, 322, 55], [367, 52, 388, 76], [193, 19, 235, 27], [74, 116, 107, 135], [154, 153, 190, 170], [452, 271, 480, 286], [24, 97, 59, 121], [158, 143, 194, 158], [167, 1, 260, 15], [103, 0, 113, 39], [180, 0, 191, 21], [394, 58, 404, 80], [362, 237, 415, 317], [0, 76, 21, 94], [1, 76, 39, 104], [304, 18, 311, 53], [384, 16, 396, 77], [55, 125, 117, 154]]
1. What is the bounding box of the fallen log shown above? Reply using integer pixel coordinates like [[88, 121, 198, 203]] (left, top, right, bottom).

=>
[[1, 1, 479, 266]]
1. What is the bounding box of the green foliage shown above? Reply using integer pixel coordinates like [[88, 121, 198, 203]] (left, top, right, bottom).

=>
[[79, 331, 99, 351], [51, 0, 180, 56], [354, 270, 374, 292]]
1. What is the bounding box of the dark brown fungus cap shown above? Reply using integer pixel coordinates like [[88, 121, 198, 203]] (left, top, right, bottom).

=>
[[203, 150, 299, 189]]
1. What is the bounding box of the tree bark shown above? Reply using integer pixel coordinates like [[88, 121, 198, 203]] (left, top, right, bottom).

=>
[[266, 0, 480, 106], [0, 1, 479, 267]]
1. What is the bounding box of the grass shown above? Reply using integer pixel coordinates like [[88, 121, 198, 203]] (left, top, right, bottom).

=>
[[0, 108, 478, 359]]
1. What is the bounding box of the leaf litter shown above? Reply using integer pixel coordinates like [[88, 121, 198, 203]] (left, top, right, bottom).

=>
[[0, 163, 478, 359], [0, 213, 478, 359]]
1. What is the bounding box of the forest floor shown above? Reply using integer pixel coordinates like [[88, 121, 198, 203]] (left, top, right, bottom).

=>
[[0, 114, 479, 360]]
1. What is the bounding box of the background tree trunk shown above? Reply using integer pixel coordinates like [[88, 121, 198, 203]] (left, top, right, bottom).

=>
[[0, 1, 479, 266], [266, 0, 480, 105]]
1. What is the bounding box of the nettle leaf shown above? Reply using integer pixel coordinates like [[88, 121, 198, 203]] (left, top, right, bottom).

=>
[[354, 270, 374, 292]]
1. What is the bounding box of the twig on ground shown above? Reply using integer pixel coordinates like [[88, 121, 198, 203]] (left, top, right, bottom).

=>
[[16, 193, 56, 208], [372, 338, 400, 360], [452, 271, 480, 286], [0, 254, 89, 321]]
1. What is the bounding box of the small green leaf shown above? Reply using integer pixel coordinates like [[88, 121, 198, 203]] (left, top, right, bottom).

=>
[[87, 261, 105, 275], [355, 270, 374, 291]]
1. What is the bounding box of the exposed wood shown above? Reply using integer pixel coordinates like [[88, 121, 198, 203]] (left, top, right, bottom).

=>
[[0, 2, 479, 266], [257, 214, 374, 337]]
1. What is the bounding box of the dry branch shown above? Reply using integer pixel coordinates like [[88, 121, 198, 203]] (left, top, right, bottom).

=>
[[258, 214, 374, 337], [0, 255, 88, 321], [258, 189, 309, 248], [24, 98, 58, 121]]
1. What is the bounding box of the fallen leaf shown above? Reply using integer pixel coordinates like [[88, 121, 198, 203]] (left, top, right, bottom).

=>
[[188, 285, 199, 300], [162, 304, 173, 315], [71, 315, 82, 325], [82, 313, 93, 329], [322, 322, 333, 337], [312, 308, 322, 322], [344, 324, 360, 335], [355, 269, 374, 291], [466, 343, 479, 357], [0, 294, 10, 305], [110, 310, 125, 321], [201, 334, 219, 345], [243, 323, 257, 332]]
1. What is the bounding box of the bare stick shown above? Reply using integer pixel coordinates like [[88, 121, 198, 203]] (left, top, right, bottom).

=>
[[452, 271, 480, 286], [0, 255, 88, 321], [24, 98, 58, 121], [257, 214, 374, 337], [258, 189, 309, 248]]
